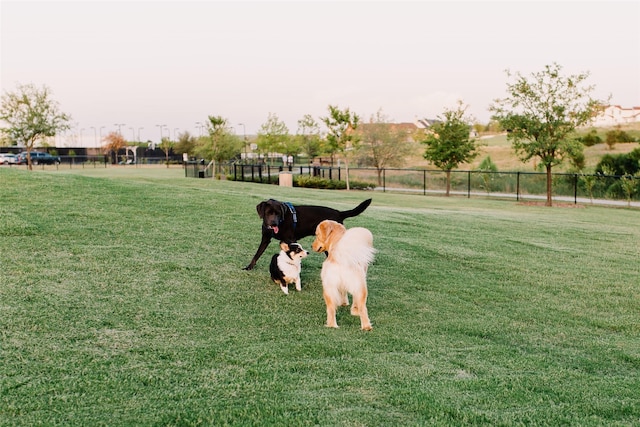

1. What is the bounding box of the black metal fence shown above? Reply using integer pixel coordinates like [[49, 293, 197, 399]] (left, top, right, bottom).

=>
[[7, 157, 637, 206], [232, 164, 640, 206]]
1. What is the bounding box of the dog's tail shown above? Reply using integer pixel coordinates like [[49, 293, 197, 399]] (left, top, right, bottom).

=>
[[339, 198, 372, 221]]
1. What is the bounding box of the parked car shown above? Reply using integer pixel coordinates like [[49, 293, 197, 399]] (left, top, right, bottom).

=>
[[0, 153, 18, 165], [16, 151, 61, 165]]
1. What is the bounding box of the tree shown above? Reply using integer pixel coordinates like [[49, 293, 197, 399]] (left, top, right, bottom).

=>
[[421, 101, 480, 196], [0, 83, 71, 170], [196, 115, 242, 173], [489, 63, 602, 206], [476, 156, 498, 194], [256, 113, 289, 165], [102, 131, 127, 164], [173, 131, 197, 159], [158, 137, 173, 167], [296, 114, 323, 162], [358, 109, 415, 186], [321, 105, 360, 190]]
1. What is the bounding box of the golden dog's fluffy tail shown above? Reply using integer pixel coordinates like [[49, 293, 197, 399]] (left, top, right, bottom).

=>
[[330, 227, 376, 268]]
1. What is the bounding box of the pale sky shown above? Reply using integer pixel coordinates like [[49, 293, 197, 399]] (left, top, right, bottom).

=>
[[1, 0, 639, 145]]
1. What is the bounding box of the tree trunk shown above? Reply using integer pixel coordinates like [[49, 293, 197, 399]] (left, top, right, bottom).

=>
[[344, 157, 350, 191], [445, 170, 451, 196], [546, 164, 553, 207]]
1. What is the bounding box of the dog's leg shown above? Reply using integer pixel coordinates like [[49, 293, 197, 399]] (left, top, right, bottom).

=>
[[295, 276, 301, 292], [340, 289, 349, 306], [352, 285, 372, 331], [323, 290, 339, 328], [244, 232, 272, 270]]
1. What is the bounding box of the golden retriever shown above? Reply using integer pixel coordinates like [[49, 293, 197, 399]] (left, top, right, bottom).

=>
[[312, 220, 376, 330]]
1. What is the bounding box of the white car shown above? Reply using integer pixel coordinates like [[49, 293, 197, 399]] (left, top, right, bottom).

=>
[[0, 153, 17, 165]]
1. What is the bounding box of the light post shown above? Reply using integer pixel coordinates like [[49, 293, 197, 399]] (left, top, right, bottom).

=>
[[155, 124, 166, 147], [115, 123, 126, 135], [174, 128, 180, 141], [195, 122, 203, 137], [137, 127, 144, 142], [90, 127, 97, 151], [129, 127, 136, 142], [80, 128, 85, 146]]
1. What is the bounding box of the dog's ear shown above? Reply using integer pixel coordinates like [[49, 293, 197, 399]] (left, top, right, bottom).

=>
[[279, 241, 289, 251], [256, 201, 267, 219], [317, 220, 332, 240]]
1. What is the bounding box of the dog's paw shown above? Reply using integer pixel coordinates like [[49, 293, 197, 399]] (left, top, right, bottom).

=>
[[361, 324, 373, 331], [325, 323, 339, 329], [280, 285, 289, 295]]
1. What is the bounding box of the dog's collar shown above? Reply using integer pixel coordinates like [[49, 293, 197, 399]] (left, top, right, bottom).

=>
[[283, 202, 297, 230]]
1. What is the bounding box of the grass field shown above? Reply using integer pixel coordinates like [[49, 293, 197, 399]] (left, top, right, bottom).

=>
[[1, 167, 639, 426]]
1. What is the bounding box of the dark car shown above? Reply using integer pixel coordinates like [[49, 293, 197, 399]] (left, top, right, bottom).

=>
[[16, 151, 61, 165]]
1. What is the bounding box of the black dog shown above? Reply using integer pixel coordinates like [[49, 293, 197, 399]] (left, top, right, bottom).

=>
[[243, 198, 372, 270]]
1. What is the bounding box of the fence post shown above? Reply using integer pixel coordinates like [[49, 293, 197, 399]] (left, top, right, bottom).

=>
[[516, 172, 520, 201], [467, 171, 471, 198], [423, 170, 426, 195], [574, 173, 578, 205], [383, 168, 386, 192]]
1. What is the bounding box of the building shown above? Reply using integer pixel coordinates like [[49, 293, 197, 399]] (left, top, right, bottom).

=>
[[590, 105, 640, 127]]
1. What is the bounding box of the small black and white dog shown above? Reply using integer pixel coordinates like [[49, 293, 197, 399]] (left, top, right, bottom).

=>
[[269, 242, 309, 295]]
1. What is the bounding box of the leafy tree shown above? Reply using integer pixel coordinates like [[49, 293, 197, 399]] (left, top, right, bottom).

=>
[[358, 109, 415, 185], [476, 156, 498, 194], [196, 115, 242, 172], [102, 131, 127, 164], [296, 114, 323, 162], [173, 131, 197, 159], [579, 173, 597, 204], [620, 173, 640, 207], [0, 83, 71, 170], [565, 139, 586, 172], [321, 105, 360, 190], [490, 63, 602, 206], [605, 127, 634, 150], [421, 101, 480, 196], [158, 137, 174, 167], [256, 113, 289, 165]]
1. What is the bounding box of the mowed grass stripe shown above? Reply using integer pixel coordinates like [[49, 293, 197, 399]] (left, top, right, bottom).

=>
[[0, 167, 638, 426]]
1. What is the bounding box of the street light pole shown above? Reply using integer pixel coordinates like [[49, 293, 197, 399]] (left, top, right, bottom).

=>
[[90, 127, 97, 151], [155, 124, 166, 147], [115, 123, 126, 135]]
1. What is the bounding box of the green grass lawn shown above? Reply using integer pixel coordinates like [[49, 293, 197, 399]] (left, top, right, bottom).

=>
[[1, 167, 639, 426]]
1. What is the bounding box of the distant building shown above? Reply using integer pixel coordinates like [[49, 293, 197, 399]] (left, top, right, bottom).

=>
[[415, 118, 440, 129], [590, 105, 640, 127], [415, 118, 478, 137]]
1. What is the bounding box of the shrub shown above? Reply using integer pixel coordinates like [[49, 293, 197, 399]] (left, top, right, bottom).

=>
[[579, 129, 602, 147], [595, 147, 640, 176], [294, 175, 375, 190]]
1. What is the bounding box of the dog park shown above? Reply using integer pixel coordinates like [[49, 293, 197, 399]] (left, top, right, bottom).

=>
[[1, 166, 638, 426]]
